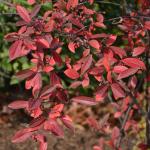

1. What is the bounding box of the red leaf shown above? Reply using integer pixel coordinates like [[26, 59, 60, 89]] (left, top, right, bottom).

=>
[[83, 49, 90, 57], [67, 0, 78, 10], [87, 117, 100, 130], [30, 4, 41, 18], [29, 116, 46, 128], [71, 96, 97, 105], [43, 66, 54, 73], [69, 81, 82, 89], [144, 21, 150, 30], [36, 38, 50, 48], [50, 72, 61, 86], [111, 83, 125, 100], [132, 47, 145, 56], [44, 19, 55, 32], [64, 68, 79, 79], [117, 68, 138, 80], [106, 35, 117, 46], [16, 5, 31, 23], [89, 40, 100, 49], [27, 0, 36, 5], [61, 115, 74, 132], [103, 53, 110, 72], [111, 126, 120, 139], [110, 46, 126, 58], [8, 100, 28, 109], [88, 0, 94, 4], [69, 17, 84, 28], [40, 84, 61, 98], [51, 51, 62, 66], [25, 73, 42, 96], [95, 84, 108, 102], [28, 98, 41, 110], [9, 40, 23, 61], [44, 120, 64, 137], [114, 112, 122, 118], [68, 42, 75, 53], [82, 74, 90, 87], [81, 55, 93, 75], [12, 128, 32, 143], [30, 107, 42, 118], [93, 146, 101, 150], [121, 58, 146, 70], [49, 104, 64, 119], [113, 65, 128, 74], [33, 134, 47, 150], [128, 76, 137, 89]]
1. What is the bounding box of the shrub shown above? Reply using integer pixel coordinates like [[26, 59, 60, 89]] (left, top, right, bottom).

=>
[[5, 0, 150, 149]]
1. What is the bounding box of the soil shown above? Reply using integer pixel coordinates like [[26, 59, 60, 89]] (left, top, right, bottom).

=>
[[0, 122, 99, 150]]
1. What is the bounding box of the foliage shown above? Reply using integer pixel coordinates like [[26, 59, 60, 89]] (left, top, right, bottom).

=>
[[4, 0, 150, 150]]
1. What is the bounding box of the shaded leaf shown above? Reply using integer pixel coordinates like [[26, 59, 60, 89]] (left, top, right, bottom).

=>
[[8, 100, 28, 109], [16, 69, 34, 80], [81, 55, 92, 75], [9, 40, 23, 61], [12, 128, 32, 143]]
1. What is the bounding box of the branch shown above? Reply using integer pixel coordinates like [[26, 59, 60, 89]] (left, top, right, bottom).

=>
[[115, 79, 145, 148], [116, 104, 132, 148], [145, 30, 150, 147]]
